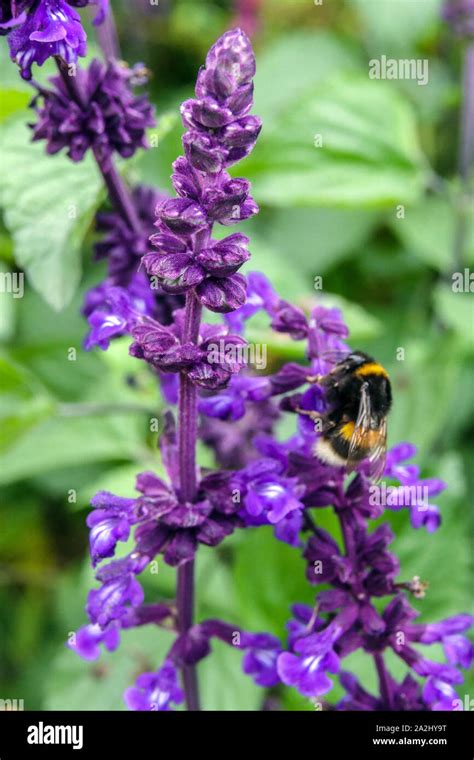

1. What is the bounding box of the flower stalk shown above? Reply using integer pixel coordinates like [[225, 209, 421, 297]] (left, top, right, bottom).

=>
[[95, 156, 142, 233], [374, 653, 393, 709], [176, 292, 203, 710], [177, 561, 200, 710], [53, 57, 144, 235]]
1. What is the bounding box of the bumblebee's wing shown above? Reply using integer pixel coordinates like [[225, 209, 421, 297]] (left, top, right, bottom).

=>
[[346, 382, 371, 466], [309, 349, 352, 383], [365, 416, 387, 483], [313, 351, 352, 387], [346, 382, 387, 482], [320, 348, 351, 367]]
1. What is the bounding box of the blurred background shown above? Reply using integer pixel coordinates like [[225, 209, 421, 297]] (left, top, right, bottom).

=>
[[0, 0, 473, 710]]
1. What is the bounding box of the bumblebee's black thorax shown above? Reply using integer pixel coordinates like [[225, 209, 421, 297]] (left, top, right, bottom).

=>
[[323, 352, 392, 426]]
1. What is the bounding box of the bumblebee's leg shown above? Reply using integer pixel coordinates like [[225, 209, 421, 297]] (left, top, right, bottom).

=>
[[295, 407, 322, 423], [305, 373, 324, 385], [306, 603, 320, 633]]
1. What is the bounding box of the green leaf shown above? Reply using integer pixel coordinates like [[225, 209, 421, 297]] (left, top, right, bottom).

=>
[[244, 234, 308, 302], [387, 335, 462, 456], [141, 536, 244, 622], [146, 110, 179, 148], [0, 353, 54, 453], [245, 75, 427, 208], [390, 194, 474, 270], [195, 540, 241, 621], [45, 617, 261, 711], [249, 164, 425, 209], [266, 207, 381, 275], [391, 454, 473, 621], [14, 276, 101, 345], [350, 0, 443, 57], [433, 284, 474, 351], [46, 548, 261, 711], [0, 263, 16, 340], [0, 413, 151, 486], [0, 116, 103, 311], [281, 688, 315, 711], [0, 88, 30, 123], [233, 526, 315, 638], [253, 30, 362, 123], [44, 625, 176, 711], [199, 639, 262, 711]]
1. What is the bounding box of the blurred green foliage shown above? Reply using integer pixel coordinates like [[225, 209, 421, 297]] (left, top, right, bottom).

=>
[[0, 0, 472, 710]]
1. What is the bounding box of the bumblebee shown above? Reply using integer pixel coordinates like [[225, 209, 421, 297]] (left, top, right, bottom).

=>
[[299, 351, 392, 482]]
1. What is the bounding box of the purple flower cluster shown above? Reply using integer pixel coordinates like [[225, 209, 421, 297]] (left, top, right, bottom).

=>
[[199, 381, 279, 469], [383, 443, 446, 532], [233, 446, 306, 546], [279, 492, 473, 710], [67, 29, 273, 711], [240, 591, 474, 711], [186, 270, 473, 710], [87, 465, 242, 573], [31, 58, 155, 168], [1, 0, 106, 79], [124, 661, 184, 712], [129, 310, 248, 390], [141, 29, 262, 314], [83, 282, 249, 386], [72, 248, 474, 712]]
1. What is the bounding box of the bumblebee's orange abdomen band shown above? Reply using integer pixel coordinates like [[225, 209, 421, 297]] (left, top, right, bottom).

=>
[[339, 421, 355, 441], [339, 421, 384, 448], [354, 362, 389, 379]]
